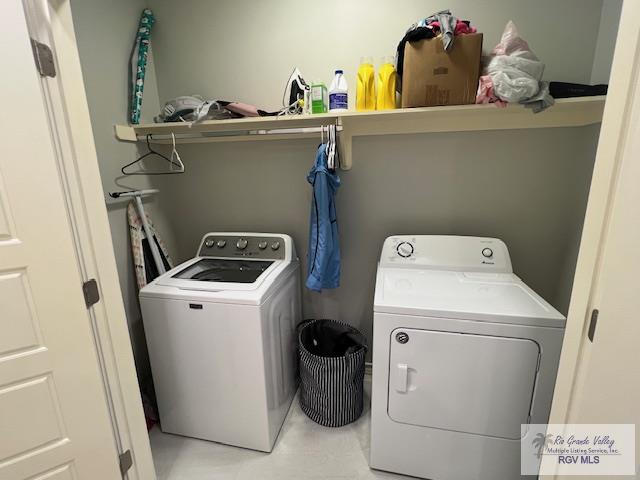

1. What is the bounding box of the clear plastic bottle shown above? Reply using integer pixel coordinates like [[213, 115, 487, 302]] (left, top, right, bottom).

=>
[[329, 69, 349, 112]]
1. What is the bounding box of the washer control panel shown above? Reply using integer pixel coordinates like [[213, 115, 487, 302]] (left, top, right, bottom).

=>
[[381, 235, 512, 273], [198, 234, 286, 260]]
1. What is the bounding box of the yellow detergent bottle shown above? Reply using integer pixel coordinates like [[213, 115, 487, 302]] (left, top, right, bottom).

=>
[[376, 56, 397, 110], [356, 57, 376, 111]]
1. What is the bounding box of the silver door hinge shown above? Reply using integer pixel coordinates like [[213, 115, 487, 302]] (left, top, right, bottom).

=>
[[82, 279, 100, 308], [30, 39, 56, 77], [587, 309, 599, 342], [119, 449, 133, 477]]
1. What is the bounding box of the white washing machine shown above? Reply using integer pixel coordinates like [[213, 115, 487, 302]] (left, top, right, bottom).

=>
[[139, 232, 301, 452], [370, 235, 565, 480]]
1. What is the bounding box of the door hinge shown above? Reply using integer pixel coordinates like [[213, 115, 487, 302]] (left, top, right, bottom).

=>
[[587, 309, 599, 342], [82, 279, 100, 308], [119, 449, 133, 477], [30, 39, 56, 77]]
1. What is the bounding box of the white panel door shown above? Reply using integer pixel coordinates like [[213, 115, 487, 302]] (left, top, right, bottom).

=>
[[388, 328, 540, 439], [563, 53, 640, 476], [0, 1, 121, 479]]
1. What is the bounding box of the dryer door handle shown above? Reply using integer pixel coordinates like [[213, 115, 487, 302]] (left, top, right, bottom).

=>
[[395, 363, 409, 393]]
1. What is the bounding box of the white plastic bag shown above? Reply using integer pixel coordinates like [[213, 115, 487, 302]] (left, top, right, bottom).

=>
[[487, 21, 543, 102], [477, 21, 554, 111]]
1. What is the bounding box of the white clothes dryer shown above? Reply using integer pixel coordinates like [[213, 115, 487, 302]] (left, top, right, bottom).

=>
[[140, 232, 301, 452], [370, 235, 565, 479]]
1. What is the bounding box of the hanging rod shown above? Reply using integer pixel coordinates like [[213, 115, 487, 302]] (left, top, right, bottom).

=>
[[108, 188, 159, 199], [132, 125, 343, 143], [251, 126, 343, 135]]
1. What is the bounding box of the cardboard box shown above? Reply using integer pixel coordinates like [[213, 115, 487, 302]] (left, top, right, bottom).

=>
[[401, 33, 483, 108]]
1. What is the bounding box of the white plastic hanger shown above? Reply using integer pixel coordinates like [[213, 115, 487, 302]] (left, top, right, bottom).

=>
[[327, 125, 333, 170], [169, 132, 185, 172], [327, 124, 337, 170]]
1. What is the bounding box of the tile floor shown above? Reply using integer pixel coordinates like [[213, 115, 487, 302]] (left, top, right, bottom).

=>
[[149, 378, 409, 480]]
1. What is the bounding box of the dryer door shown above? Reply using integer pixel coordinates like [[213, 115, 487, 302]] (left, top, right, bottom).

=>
[[388, 328, 539, 439]]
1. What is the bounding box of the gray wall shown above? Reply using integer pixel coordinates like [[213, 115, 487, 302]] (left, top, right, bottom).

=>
[[147, 0, 605, 110], [591, 0, 623, 84], [157, 126, 598, 344], [70, 0, 617, 373], [142, 0, 612, 345], [71, 0, 178, 384]]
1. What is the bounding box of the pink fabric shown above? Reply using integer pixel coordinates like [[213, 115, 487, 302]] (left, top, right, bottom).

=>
[[224, 102, 260, 117], [476, 75, 507, 107], [455, 21, 477, 35], [428, 20, 440, 31], [429, 20, 477, 35]]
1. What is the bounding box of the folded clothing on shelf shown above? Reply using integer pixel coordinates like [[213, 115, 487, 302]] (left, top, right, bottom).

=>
[[155, 96, 278, 123]]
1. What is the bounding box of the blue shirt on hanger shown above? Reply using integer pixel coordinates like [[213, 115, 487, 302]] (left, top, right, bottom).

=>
[[306, 144, 341, 291]]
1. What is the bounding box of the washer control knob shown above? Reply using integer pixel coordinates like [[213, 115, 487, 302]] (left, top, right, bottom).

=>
[[236, 238, 248, 250], [216, 240, 226, 248], [204, 239, 215, 248], [396, 241, 414, 258], [258, 241, 268, 250], [482, 247, 494, 258], [271, 241, 281, 251]]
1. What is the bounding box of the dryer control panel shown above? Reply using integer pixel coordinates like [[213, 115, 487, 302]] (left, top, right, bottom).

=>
[[380, 235, 512, 273], [197, 233, 287, 260]]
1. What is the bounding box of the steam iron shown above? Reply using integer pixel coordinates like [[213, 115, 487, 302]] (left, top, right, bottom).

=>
[[282, 67, 309, 114]]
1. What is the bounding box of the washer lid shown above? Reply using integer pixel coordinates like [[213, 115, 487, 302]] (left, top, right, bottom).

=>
[[171, 258, 274, 284], [374, 268, 565, 327], [154, 257, 284, 293]]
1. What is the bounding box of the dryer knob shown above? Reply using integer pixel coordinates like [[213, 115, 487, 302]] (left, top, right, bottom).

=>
[[396, 241, 414, 258], [258, 241, 268, 250], [482, 247, 494, 258], [271, 241, 281, 251], [204, 239, 215, 248], [236, 238, 248, 250], [217, 240, 226, 248]]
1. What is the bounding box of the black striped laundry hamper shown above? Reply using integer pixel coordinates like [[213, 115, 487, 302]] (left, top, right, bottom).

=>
[[298, 319, 367, 427]]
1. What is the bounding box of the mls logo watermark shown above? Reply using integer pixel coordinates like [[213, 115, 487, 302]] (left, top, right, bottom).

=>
[[521, 424, 636, 475]]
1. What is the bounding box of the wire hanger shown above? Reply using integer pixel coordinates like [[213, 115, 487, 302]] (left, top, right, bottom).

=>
[[121, 134, 185, 175]]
